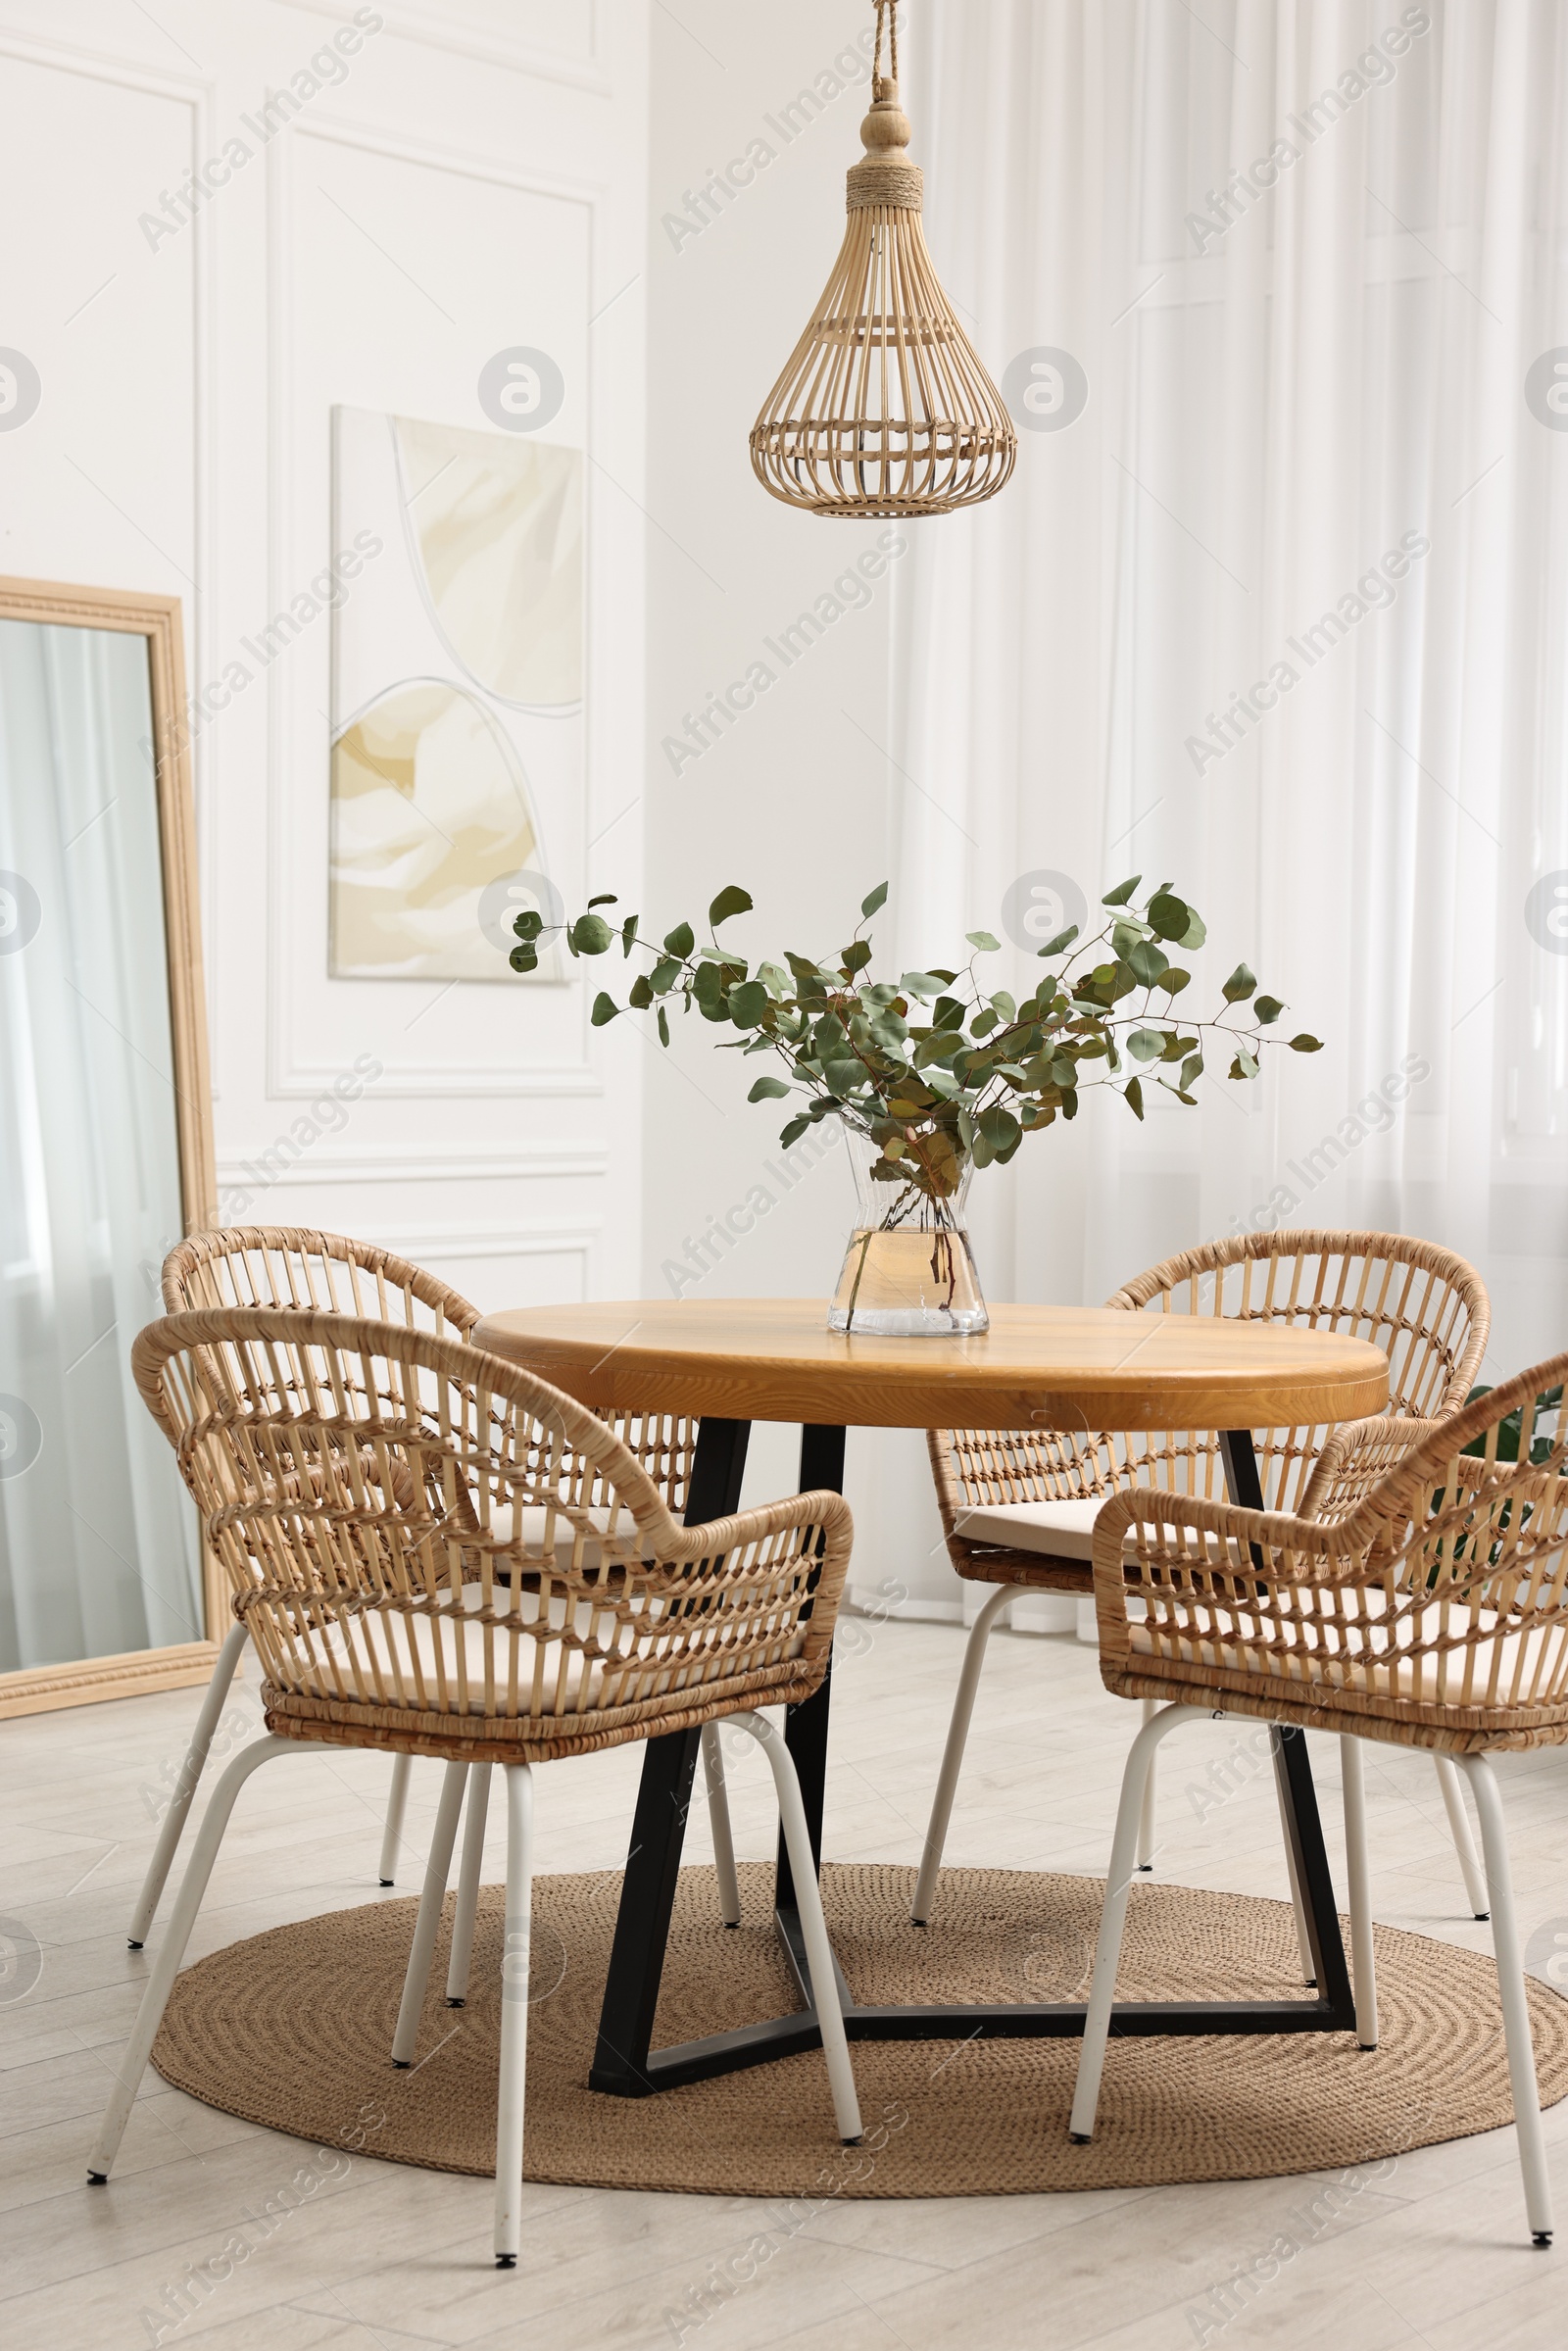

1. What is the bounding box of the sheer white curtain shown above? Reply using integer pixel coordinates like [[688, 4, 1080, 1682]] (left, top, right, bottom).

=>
[[0, 621, 202, 1670], [890, 0, 1568, 1400]]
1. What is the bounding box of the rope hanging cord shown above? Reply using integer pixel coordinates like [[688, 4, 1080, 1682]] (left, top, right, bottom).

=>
[[852, 1, 922, 214]]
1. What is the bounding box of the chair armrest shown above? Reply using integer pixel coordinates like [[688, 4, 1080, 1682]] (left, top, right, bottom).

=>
[[1296, 1412, 1448, 1522]]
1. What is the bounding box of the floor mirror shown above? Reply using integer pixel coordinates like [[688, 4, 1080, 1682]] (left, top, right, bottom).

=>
[[0, 577, 218, 1716]]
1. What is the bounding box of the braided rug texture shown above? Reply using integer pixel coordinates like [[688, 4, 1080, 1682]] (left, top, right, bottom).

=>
[[151, 1863, 1568, 2196]]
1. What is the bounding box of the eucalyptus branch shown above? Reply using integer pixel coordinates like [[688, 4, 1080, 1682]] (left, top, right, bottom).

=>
[[507, 875, 1322, 1200]]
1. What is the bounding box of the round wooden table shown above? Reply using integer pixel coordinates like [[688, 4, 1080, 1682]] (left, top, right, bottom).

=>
[[472, 1298, 1389, 2095]]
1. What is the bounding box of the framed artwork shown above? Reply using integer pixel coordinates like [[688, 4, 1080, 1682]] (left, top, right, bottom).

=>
[[328, 406, 581, 981]]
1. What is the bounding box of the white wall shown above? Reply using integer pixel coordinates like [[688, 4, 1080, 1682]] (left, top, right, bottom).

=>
[[0, 0, 649, 1320]]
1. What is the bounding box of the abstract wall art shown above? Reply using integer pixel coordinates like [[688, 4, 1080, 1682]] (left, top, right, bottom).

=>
[[329, 407, 582, 981]]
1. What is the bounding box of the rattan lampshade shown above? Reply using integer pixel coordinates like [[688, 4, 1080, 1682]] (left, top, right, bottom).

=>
[[749, 4, 1016, 519]]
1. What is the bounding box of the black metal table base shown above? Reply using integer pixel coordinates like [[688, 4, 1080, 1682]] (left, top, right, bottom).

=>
[[589, 1418, 1354, 2098]]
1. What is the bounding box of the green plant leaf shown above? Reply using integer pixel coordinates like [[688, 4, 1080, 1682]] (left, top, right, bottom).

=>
[[729, 981, 768, 1029], [587, 892, 617, 908], [1229, 1048, 1260, 1080], [657, 1004, 669, 1047], [1252, 994, 1284, 1024], [569, 914, 613, 955], [627, 973, 654, 1009], [1125, 1027, 1166, 1062], [649, 955, 682, 994], [1102, 874, 1142, 906], [822, 1057, 864, 1099], [509, 942, 538, 972], [512, 908, 543, 940], [779, 1113, 810, 1149], [1123, 1076, 1145, 1119], [899, 970, 944, 1002], [1157, 967, 1191, 995], [1036, 924, 1079, 957], [1180, 910, 1207, 950], [1124, 939, 1170, 987], [1146, 891, 1190, 942], [663, 921, 695, 957], [860, 880, 889, 918], [620, 914, 639, 956], [590, 991, 619, 1026], [965, 929, 1002, 953], [1288, 1033, 1324, 1052], [1180, 1053, 1204, 1091], [977, 1104, 1021, 1154], [709, 885, 754, 928], [748, 1074, 792, 1102], [841, 939, 872, 973], [1222, 962, 1256, 1003]]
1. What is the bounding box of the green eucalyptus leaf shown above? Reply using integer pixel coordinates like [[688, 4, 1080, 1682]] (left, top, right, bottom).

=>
[[512, 908, 544, 940], [965, 929, 1002, 953], [1229, 1048, 1260, 1080], [709, 885, 753, 928], [822, 1057, 864, 1099], [1222, 962, 1256, 1004], [1158, 967, 1192, 995], [587, 893, 617, 908], [1180, 1053, 1203, 1091], [649, 955, 682, 994], [970, 1006, 999, 1038], [570, 914, 613, 955], [1102, 874, 1142, 907], [1125, 1027, 1166, 1062], [1146, 891, 1191, 942], [509, 942, 538, 972], [977, 1105, 1021, 1153], [841, 939, 872, 973], [729, 981, 768, 1029], [627, 973, 654, 1009], [590, 991, 620, 1026], [748, 1074, 792, 1102], [860, 880, 889, 918], [620, 914, 639, 956], [1036, 924, 1080, 957], [663, 920, 695, 957], [1124, 938, 1170, 987], [778, 1113, 810, 1148], [1180, 910, 1207, 950], [1288, 1033, 1325, 1053], [1124, 1075, 1145, 1120], [657, 1004, 669, 1047], [900, 971, 945, 1002], [1253, 995, 1285, 1025]]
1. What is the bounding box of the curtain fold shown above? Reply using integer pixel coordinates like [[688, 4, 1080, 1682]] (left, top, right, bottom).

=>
[[891, 0, 1568, 1380]]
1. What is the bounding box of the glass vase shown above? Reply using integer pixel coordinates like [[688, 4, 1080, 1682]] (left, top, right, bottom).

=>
[[827, 1130, 989, 1336]]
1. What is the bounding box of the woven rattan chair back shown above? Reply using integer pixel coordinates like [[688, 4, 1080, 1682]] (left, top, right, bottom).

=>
[[936, 1231, 1490, 1565], [132, 1306, 850, 1763], [163, 1228, 698, 1516], [1098, 1352, 1568, 1752]]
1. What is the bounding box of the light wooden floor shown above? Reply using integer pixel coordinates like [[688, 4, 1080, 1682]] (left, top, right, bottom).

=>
[[3, 1614, 1565, 2350]]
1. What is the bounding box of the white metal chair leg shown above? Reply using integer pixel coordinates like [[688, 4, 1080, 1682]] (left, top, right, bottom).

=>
[[446, 1763, 492, 2006], [90, 1734, 300, 2180], [1069, 1704, 1205, 2142], [126, 1619, 250, 1948], [1273, 1739, 1317, 1984], [702, 1724, 742, 1928], [1433, 1753, 1490, 1918], [392, 1759, 468, 2066], [378, 1753, 415, 1886], [1136, 1698, 1158, 1870], [911, 1583, 1018, 1924], [729, 1711, 862, 2143], [1340, 1736, 1378, 2048], [1458, 1754, 1554, 2246], [493, 1762, 533, 2267]]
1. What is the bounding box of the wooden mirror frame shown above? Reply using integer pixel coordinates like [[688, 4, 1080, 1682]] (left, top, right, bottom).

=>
[[0, 576, 220, 1717]]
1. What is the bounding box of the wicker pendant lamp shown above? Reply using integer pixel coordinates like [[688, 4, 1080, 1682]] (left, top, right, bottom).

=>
[[749, 2, 1015, 519]]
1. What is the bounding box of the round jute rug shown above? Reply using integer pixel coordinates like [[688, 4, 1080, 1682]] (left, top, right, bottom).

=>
[[151, 1863, 1568, 2197]]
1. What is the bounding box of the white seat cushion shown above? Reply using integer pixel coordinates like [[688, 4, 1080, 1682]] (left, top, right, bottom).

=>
[[953, 1496, 1111, 1559]]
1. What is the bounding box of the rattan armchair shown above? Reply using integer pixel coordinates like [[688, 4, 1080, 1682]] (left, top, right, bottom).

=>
[[130, 1227, 708, 1945], [914, 1231, 1493, 1945], [89, 1306, 861, 2264], [1069, 1358, 1568, 2248]]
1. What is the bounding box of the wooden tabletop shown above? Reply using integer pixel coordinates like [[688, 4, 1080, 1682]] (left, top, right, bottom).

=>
[[471, 1298, 1390, 1433]]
